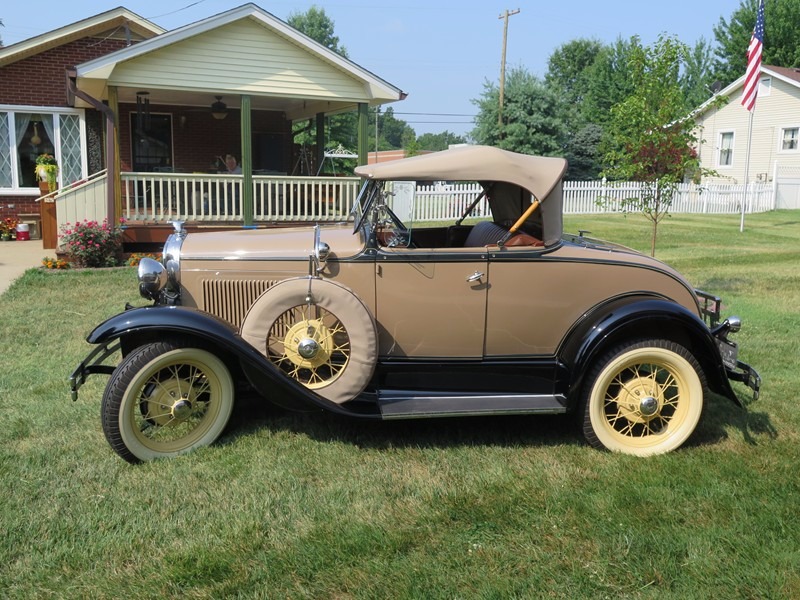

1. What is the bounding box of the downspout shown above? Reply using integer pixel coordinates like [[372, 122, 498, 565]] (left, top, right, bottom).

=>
[[66, 69, 117, 226]]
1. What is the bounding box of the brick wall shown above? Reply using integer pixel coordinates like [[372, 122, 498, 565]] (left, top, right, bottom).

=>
[[0, 38, 129, 106], [0, 36, 127, 221]]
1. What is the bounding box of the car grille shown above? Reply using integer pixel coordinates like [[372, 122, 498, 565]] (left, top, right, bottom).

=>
[[202, 279, 277, 328]]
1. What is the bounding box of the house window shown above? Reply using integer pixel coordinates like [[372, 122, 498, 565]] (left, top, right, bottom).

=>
[[759, 77, 772, 97], [718, 131, 734, 167], [0, 107, 86, 193], [781, 127, 799, 151]]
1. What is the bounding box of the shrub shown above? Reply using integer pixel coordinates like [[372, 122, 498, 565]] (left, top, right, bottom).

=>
[[59, 219, 124, 268]]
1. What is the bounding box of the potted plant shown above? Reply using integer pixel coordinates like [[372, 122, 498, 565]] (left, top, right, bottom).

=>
[[1, 217, 18, 241], [35, 153, 58, 193]]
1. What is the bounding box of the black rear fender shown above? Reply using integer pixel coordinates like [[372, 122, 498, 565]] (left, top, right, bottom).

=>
[[559, 296, 738, 408]]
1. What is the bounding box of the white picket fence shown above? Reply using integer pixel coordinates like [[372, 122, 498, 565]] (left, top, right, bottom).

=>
[[412, 180, 775, 222]]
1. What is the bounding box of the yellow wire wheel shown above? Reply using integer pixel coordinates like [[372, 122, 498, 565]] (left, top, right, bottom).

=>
[[582, 339, 705, 456], [241, 278, 378, 404], [101, 342, 235, 463]]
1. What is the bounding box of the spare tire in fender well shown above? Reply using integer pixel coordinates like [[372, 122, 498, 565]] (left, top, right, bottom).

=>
[[241, 277, 379, 405]]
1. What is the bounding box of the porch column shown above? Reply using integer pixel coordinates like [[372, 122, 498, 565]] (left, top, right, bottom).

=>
[[315, 112, 325, 173], [107, 85, 120, 223], [240, 94, 253, 226], [357, 103, 369, 166]]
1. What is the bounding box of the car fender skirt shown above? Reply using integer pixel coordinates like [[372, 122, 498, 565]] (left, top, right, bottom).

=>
[[82, 306, 376, 417], [561, 297, 740, 406]]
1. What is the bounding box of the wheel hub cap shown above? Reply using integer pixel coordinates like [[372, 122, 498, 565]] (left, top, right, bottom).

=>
[[297, 338, 320, 359], [639, 396, 659, 416], [283, 318, 333, 368], [170, 398, 193, 420]]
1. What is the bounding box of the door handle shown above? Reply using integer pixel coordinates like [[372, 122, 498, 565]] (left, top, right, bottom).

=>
[[466, 271, 484, 283]]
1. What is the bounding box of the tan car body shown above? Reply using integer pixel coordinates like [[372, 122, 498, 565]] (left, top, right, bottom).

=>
[[177, 225, 699, 360]]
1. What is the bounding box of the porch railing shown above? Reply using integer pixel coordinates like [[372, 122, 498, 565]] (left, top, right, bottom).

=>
[[120, 173, 361, 223]]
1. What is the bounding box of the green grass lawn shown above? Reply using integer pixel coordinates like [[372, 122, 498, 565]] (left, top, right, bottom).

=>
[[1, 211, 798, 598]]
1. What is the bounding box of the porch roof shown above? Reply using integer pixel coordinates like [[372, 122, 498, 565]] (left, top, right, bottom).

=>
[[73, 3, 406, 121]]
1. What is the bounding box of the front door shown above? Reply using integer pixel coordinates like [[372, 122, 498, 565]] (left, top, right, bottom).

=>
[[375, 249, 488, 358]]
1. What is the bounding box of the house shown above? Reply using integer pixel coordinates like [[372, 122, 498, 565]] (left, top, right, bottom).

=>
[[0, 4, 406, 246], [694, 65, 800, 209]]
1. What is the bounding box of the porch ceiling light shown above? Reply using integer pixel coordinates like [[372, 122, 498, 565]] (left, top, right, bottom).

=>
[[211, 96, 228, 120]]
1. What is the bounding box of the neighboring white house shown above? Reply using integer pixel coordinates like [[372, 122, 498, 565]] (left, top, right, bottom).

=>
[[694, 65, 800, 209]]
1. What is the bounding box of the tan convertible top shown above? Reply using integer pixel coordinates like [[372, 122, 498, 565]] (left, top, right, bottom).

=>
[[354, 145, 568, 201]]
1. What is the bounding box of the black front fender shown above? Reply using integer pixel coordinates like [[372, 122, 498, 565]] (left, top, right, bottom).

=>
[[73, 306, 377, 418]]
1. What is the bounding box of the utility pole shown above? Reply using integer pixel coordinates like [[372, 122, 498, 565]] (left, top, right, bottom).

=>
[[498, 8, 520, 127]]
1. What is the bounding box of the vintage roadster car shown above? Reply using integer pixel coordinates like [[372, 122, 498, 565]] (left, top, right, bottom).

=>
[[71, 145, 760, 462]]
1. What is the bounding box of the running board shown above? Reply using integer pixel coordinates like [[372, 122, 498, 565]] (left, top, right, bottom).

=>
[[377, 390, 567, 419]]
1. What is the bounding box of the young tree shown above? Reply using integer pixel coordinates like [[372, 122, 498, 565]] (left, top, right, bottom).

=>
[[713, 0, 800, 86], [602, 35, 702, 256], [471, 66, 567, 157]]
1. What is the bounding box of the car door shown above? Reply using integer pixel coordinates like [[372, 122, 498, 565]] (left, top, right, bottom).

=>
[[374, 248, 488, 358]]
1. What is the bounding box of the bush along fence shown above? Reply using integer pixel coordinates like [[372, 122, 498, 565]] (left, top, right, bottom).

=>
[[411, 179, 775, 222]]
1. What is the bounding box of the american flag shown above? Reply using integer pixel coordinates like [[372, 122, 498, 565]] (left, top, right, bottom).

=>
[[741, 0, 766, 111]]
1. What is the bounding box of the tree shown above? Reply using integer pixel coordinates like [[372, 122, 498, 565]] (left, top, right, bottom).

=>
[[602, 35, 703, 256], [680, 38, 716, 110], [377, 107, 415, 150], [287, 6, 347, 57], [713, 0, 800, 86], [416, 131, 467, 151], [545, 38, 605, 109], [563, 123, 604, 180], [581, 37, 638, 127], [471, 67, 567, 157]]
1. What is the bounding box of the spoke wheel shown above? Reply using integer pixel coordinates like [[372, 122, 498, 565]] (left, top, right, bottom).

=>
[[241, 278, 378, 404], [581, 339, 705, 456], [101, 342, 234, 463], [268, 305, 351, 389]]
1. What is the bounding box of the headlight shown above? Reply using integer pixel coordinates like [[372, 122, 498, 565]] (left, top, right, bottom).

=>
[[138, 257, 167, 300]]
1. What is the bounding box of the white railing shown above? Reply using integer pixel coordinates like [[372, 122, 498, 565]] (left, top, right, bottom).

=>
[[53, 170, 108, 233], [407, 180, 775, 222], [120, 172, 361, 223]]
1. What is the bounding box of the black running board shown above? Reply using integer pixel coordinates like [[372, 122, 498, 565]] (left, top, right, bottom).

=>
[[377, 390, 567, 419]]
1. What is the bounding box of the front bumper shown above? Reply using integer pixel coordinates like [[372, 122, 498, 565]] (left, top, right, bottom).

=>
[[69, 339, 120, 401], [727, 360, 761, 402]]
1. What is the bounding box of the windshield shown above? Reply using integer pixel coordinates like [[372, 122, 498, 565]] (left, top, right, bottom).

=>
[[352, 180, 379, 233]]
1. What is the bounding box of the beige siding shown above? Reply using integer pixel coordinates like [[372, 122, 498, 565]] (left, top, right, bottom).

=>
[[697, 77, 800, 183], [108, 18, 368, 100]]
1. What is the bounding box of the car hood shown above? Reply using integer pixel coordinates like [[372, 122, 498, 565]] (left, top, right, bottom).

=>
[[178, 224, 365, 261]]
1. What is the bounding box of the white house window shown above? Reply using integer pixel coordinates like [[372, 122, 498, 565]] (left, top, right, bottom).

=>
[[758, 77, 772, 97], [781, 127, 799, 151], [0, 107, 86, 193], [718, 131, 734, 167]]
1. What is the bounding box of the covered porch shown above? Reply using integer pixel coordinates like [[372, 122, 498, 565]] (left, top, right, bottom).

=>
[[61, 4, 404, 245]]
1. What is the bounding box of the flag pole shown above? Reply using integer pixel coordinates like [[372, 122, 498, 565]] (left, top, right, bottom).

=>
[[741, 108, 754, 232]]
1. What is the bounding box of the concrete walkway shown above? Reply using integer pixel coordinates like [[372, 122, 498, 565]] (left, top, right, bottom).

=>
[[0, 239, 46, 295]]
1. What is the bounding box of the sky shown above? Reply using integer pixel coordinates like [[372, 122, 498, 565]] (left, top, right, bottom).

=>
[[1, 0, 745, 137]]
